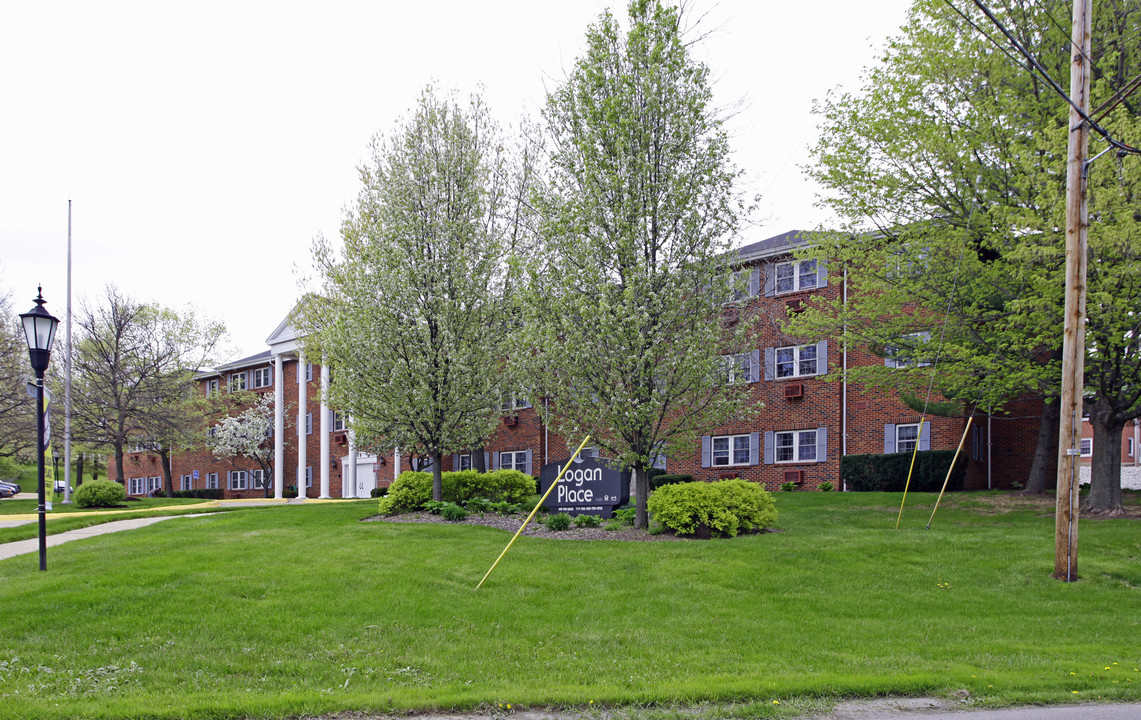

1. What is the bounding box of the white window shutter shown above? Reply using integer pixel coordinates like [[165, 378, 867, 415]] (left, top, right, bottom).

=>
[[749, 432, 760, 465], [816, 427, 828, 462], [816, 260, 828, 288], [749, 349, 761, 383], [764, 347, 776, 381], [493, 452, 500, 470], [817, 340, 828, 375], [884, 424, 896, 453], [524, 449, 532, 476], [749, 267, 761, 297], [764, 431, 775, 465], [483, 452, 490, 470], [920, 421, 931, 451], [700, 436, 711, 468]]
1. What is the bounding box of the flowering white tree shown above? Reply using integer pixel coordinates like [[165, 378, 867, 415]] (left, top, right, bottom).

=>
[[298, 86, 531, 502], [211, 393, 277, 497], [518, 0, 757, 528]]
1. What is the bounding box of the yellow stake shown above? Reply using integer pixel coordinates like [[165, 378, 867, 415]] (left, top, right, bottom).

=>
[[476, 435, 592, 589], [927, 416, 973, 529], [896, 418, 925, 529]]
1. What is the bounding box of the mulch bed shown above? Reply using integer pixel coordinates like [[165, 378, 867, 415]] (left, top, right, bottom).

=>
[[363, 510, 688, 541]]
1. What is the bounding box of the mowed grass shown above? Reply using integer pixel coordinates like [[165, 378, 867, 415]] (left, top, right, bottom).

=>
[[0, 492, 1139, 719]]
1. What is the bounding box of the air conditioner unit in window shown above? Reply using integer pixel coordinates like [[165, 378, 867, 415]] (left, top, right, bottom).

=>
[[332, 431, 347, 445], [718, 471, 739, 480], [503, 415, 518, 427], [782, 469, 803, 485], [786, 298, 804, 313], [783, 382, 804, 399]]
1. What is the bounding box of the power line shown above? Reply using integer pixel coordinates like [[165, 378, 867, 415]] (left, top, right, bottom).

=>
[[965, 0, 1140, 156]]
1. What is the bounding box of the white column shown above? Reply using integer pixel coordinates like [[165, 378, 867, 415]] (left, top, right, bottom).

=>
[[296, 353, 307, 500], [347, 430, 358, 498], [319, 360, 331, 499], [394, 446, 400, 482], [273, 354, 284, 500]]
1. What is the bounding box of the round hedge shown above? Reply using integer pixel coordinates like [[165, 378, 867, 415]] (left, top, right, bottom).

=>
[[73, 480, 128, 508], [647, 479, 776, 538]]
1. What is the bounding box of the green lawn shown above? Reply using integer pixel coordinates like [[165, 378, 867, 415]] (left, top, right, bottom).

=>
[[0, 496, 212, 517], [0, 492, 1138, 720]]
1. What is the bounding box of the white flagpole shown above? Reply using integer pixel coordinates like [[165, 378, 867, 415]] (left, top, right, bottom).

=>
[[63, 200, 73, 504]]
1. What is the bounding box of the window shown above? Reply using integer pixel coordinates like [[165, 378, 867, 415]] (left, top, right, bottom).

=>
[[205, 379, 220, 397], [305, 363, 313, 382], [180, 474, 193, 491], [885, 331, 933, 368], [896, 423, 921, 455], [498, 389, 532, 413], [721, 268, 759, 302], [712, 434, 752, 466], [207, 426, 217, 444], [457, 454, 472, 471], [775, 430, 818, 463], [251, 469, 268, 490], [229, 470, 247, 490], [774, 259, 818, 294], [1129, 437, 1136, 458], [332, 411, 347, 432], [1080, 438, 1092, 457], [305, 466, 313, 488], [499, 451, 527, 472], [206, 472, 219, 490], [229, 372, 246, 392], [252, 367, 272, 389], [724, 352, 759, 384], [128, 477, 145, 495], [775, 344, 818, 378], [147, 476, 162, 493]]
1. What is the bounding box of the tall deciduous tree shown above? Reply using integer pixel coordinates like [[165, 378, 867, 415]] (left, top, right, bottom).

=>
[[519, 0, 755, 529], [0, 287, 37, 458], [299, 87, 522, 502], [71, 286, 226, 486], [211, 392, 279, 498], [792, 0, 1141, 510]]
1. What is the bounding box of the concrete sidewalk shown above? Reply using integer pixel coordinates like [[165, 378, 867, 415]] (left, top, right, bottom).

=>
[[0, 514, 214, 561]]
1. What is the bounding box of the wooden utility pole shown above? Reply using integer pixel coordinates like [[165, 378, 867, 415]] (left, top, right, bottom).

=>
[[1054, 0, 1092, 582]]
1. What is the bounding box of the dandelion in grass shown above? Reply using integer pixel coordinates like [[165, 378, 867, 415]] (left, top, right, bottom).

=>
[[772, 700, 779, 705]]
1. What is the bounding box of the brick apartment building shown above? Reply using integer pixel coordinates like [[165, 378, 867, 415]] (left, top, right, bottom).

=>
[[117, 229, 1065, 499]]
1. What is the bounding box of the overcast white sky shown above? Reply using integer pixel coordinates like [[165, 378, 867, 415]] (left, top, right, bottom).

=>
[[1, 0, 911, 361]]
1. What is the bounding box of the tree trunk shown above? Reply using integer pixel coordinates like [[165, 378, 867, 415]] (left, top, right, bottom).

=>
[[634, 464, 649, 529], [1023, 397, 1060, 494], [1085, 407, 1125, 515], [76, 453, 84, 487], [113, 445, 125, 485], [432, 452, 443, 502], [473, 445, 486, 473], [159, 448, 175, 497]]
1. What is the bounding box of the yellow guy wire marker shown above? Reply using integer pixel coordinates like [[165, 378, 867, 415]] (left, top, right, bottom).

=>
[[476, 435, 592, 590]]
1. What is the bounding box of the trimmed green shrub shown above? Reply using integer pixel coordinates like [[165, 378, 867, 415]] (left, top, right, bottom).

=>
[[819, 481, 834, 492], [370, 486, 388, 498], [650, 473, 694, 489], [441, 503, 468, 521], [780, 482, 797, 491], [171, 489, 224, 499], [440, 470, 493, 502], [841, 450, 967, 492], [573, 513, 602, 528], [74, 480, 127, 508], [544, 512, 572, 531], [378, 471, 432, 514], [485, 469, 537, 503], [648, 479, 776, 538]]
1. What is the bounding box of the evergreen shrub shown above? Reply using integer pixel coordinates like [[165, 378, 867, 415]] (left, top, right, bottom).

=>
[[171, 489, 224, 499], [74, 480, 127, 508], [648, 479, 776, 538], [650, 473, 694, 489], [378, 471, 432, 514], [841, 450, 966, 492]]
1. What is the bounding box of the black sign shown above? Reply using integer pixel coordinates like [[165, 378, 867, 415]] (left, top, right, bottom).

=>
[[539, 456, 630, 517]]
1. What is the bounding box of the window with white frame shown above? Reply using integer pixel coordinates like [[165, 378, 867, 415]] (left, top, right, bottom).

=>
[[305, 413, 313, 435], [457, 454, 472, 471], [207, 426, 217, 444], [128, 477, 144, 495], [896, 423, 921, 455], [1129, 437, 1135, 458], [723, 353, 757, 384], [774, 259, 818, 294], [305, 466, 313, 487], [148, 476, 162, 493], [206, 472, 219, 490], [886, 332, 933, 368], [499, 451, 527, 472], [180, 474, 193, 491], [1080, 438, 1093, 457], [229, 372, 246, 392], [229, 470, 248, 490], [332, 411, 348, 432], [775, 430, 818, 463], [252, 367, 272, 389], [721, 268, 758, 302], [205, 379, 220, 397], [712, 434, 751, 466], [305, 363, 313, 382], [250, 469, 268, 490], [498, 389, 532, 413], [775, 344, 818, 378]]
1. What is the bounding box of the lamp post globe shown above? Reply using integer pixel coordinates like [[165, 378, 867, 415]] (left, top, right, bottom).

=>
[[20, 287, 59, 572]]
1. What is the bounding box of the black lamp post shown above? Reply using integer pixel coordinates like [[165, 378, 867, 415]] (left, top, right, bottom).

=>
[[52, 447, 60, 495], [20, 287, 59, 572]]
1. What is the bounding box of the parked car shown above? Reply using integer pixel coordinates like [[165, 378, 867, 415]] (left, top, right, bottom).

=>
[[54, 481, 73, 494], [0, 479, 20, 494], [0, 484, 15, 499]]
